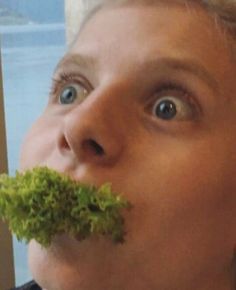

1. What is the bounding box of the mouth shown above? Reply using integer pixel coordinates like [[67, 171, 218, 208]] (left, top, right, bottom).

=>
[[0, 166, 131, 248]]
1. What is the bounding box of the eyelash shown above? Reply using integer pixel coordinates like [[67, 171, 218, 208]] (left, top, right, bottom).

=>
[[50, 72, 201, 116], [152, 81, 193, 102], [50, 71, 90, 97], [150, 81, 200, 111]]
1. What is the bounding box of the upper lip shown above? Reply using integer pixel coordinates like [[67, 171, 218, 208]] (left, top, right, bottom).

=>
[[53, 166, 106, 189]]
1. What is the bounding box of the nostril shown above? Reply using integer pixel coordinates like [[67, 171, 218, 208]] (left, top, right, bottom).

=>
[[82, 139, 105, 156], [59, 135, 70, 150]]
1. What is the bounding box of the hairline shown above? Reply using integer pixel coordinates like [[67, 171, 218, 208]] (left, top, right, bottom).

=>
[[72, 0, 236, 61]]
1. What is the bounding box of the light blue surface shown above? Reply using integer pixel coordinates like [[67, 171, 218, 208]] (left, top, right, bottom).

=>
[[1, 22, 66, 286]]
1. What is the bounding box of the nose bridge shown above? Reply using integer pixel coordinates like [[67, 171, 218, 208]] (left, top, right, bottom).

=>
[[68, 84, 127, 137], [60, 85, 129, 165]]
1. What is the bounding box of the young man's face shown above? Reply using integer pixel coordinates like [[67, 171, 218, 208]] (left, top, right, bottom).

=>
[[20, 2, 236, 290]]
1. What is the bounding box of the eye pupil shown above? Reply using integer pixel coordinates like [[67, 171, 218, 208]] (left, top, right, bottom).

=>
[[155, 100, 177, 120], [60, 86, 77, 104]]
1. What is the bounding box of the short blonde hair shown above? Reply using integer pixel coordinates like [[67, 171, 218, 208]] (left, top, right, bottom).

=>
[[202, 0, 236, 22], [201, 0, 236, 37]]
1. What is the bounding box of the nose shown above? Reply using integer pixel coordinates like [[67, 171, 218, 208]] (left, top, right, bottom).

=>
[[57, 92, 126, 167]]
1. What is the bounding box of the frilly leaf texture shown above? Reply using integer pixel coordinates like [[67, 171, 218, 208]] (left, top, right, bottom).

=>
[[0, 167, 131, 247]]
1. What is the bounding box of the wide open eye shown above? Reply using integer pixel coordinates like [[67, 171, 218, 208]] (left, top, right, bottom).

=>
[[152, 96, 195, 121], [154, 98, 177, 120], [59, 84, 88, 105]]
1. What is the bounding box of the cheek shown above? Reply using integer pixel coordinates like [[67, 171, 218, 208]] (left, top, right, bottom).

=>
[[124, 135, 236, 246], [137, 134, 234, 206], [116, 137, 235, 281], [19, 116, 57, 170]]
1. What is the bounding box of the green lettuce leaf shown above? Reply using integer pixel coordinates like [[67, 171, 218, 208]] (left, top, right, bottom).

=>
[[0, 167, 131, 247]]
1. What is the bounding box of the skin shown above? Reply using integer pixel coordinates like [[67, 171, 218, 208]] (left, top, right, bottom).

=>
[[19, 2, 236, 290]]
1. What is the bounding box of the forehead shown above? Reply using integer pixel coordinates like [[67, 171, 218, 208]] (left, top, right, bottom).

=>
[[62, 4, 235, 93], [72, 5, 229, 61]]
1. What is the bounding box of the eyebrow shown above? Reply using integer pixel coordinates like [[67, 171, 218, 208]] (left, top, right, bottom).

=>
[[142, 57, 219, 92], [55, 54, 219, 92], [55, 54, 97, 72]]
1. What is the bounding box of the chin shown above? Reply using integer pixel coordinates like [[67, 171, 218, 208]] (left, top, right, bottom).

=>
[[28, 235, 129, 290]]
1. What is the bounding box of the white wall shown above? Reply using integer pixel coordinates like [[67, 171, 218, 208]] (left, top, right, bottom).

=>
[[65, 0, 102, 45]]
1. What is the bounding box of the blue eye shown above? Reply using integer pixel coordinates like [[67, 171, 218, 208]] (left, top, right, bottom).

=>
[[152, 96, 195, 121], [154, 99, 177, 120], [59, 84, 88, 105], [59, 86, 77, 104]]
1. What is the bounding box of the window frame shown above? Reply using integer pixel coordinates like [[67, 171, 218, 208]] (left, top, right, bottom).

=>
[[0, 48, 15, 290]]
